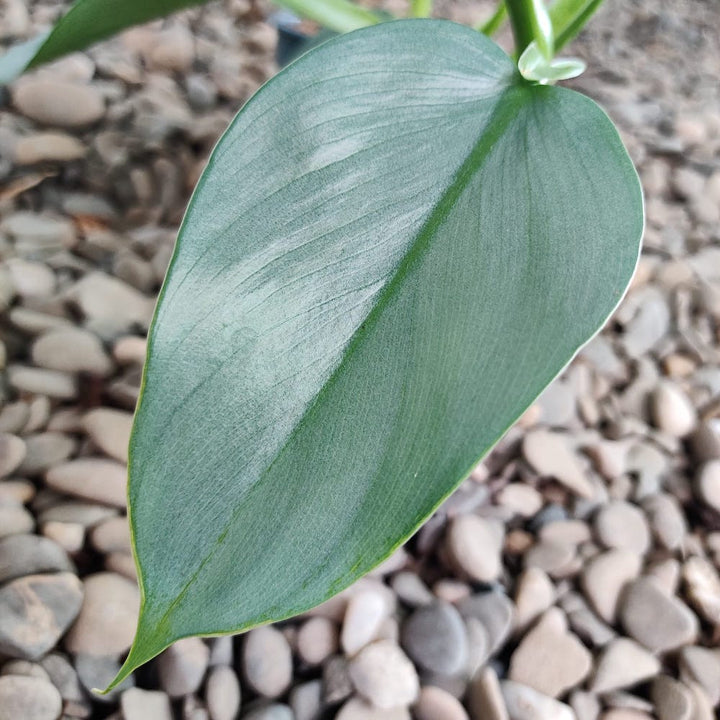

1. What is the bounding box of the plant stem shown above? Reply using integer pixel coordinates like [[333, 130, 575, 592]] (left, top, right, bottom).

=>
[[410, 0, 433, 18], [549, 0, 604, 50], [505, 0, 553, 59], [477, 1, 507, 35]]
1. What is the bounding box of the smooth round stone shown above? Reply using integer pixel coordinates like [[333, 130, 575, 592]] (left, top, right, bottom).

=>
[[0, 433, 26, 477], [89, 516, 131, 553], [40, 653, 86, 710], [18, 433, 76, 475], [0, 479, 35, 505], [0, 573, 83, 660], [524, 540, 577, 577], [32, 328, 113, 376], [679, 646, 720, 705], [652, 675, 693, 720], [682, 556, 720, 626], [594, 501, 651, 556], [642, 494, 686, 550], [13, 133, 86, 164], [496, 483, 543, 517], [696, 460, 720, 512], [446, 515, 504, 582], [0, 505, 35, 539], [113, 335, 147, 365], [5, 259, 56, 297], [401, 602, 468, 676], [144, 26, 195, 71], [13, 79, 105, 128], [1, 213, 76, 252], [590, 638, 661, 693], [289, 680, 321, 720], [349, 640, 419, 709], [0, 402, 30, 434], [65, 572, 139, 656], [509, 609, 592, 698], [0, 675, 62, 720], [243, 703, 294, 720], [414, 685, 469, 720], [297, 617, 338, 666], [243, 626, 293, 698], [45, 458, 128, 508], [1, 660, 50, 681], [513, 567, 555, 632], [620, 578, 698, 653], [458, 592, 514, 656], [501, 680, 575, 720], [42, 522, 85, 554], [342, 590, 388, 656], [467, 667, 507, 720], [0, 534, 73, 583], [581, 549, 642, 624], [6, 365, 78, 400], [538, 520, 592, 546], [121, 687, 173, 720], [522, 430, 595, 498], [601, 711, 653, 720], [336, 697, 411, 720], [651, 382, 697, 438], [207, 666, 241, 720], [391, 572, 434, 608], [158, 637, 209, 697], [83, 408, 133, 462]]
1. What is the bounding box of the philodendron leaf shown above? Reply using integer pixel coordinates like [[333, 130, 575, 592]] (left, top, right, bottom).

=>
[[111, 19, 642, 688]]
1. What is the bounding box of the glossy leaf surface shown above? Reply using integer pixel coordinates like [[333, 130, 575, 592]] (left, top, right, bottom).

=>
[[113, 19, 642, 687]]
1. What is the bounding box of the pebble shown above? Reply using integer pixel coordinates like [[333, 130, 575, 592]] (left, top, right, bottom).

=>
[[0, 675, 62, 720], [591, 638, 661, 692], [620, 577, 698, 653], [0, 504, 35, 538], [509, 608, 592, 698], [581, 550, 642, 623], [651, 382, 697, 438], [75, 653, 133, 701], [66, 271, 154, 333], [243, 626, 293, 698], [446, 515, 504, 582], [682, 556, 720, 625], [40, 652, 86, 713], [5, 259, 56, 297], [65, 572, 139, 655], [158, 636, 210, 697], [45, 458, 128, 508], [0, 572, 83, 660], [391, 572, 434, 608], [207, 666, 242, 720], [696, 460, 720, 512], [349, 640, 419, 709], [501, 680, 575, 720], [642, 493, 686, 550], [652, 675, 693, 720], [121, 687, 173, 720], [523, 430, 595, 498], [13, 132, 86, 164], [679, 646, 720, 706], [0, 433, 26, 477], [594, 501, 651, 555], [18, 433, 76, 475], [513, 567, 555, 631], [401, 602, 468, 676], [342, 590, 388, 656], [243, 703, 294, 720], [297, 616, 338, 665], [82, 408, 133, 463], [524, 539, 577, 577], [458, 591, 514, 655], [89, 516, 131, 553], [145, 26, 196, 72], [467, 667, 509, 720], [335, 698, 411, 720], [496, 484, 543, 517], [6, 365, 78, 400], [414, 685, 469, 720], [601, 712, 653, 720], [289, 680, 321, 720], [32, 328, 114, 376], [13, 79, 105, 128], [0, 534, 72, 583], [42, 521, 85, 553]]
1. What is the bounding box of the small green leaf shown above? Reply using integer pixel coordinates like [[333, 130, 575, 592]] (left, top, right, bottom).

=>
[[110, 19, 642, 689], [0, 0, 378, 84], [518, 41, 586, 84]]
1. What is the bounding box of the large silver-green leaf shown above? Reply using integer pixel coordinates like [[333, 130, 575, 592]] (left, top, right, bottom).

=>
[[112, 19, 642, 687]]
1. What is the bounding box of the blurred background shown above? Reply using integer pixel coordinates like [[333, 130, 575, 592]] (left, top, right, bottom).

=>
[[0, 1, 719, 719]]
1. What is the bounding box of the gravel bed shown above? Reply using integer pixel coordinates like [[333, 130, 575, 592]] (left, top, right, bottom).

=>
[[0, 1, 719, 719]]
